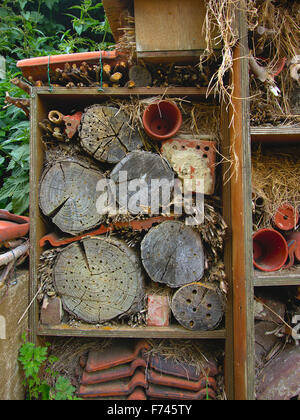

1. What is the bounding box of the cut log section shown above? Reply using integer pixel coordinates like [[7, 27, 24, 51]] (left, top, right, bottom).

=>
[[141, 221, 205, 288], [110, 151, 174, 215], [171, 283, 225, 331], [128, 65, 152, 87], [79, 105, 143, 164], [53, 236, 145, 324], [39, 159, 106, 235]]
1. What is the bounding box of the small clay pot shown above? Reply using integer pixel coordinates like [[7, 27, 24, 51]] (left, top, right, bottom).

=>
[[143, 101, 182, 141], [273, 203, 299, 231]]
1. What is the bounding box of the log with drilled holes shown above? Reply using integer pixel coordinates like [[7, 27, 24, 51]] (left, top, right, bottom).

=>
[[171, 282, 225, 331], [79, 104, 143, 164], [140, 221, 205, 288], [53, 236, 145, 324], [39, 159, 106, 235], [110, 151, 174, 215]]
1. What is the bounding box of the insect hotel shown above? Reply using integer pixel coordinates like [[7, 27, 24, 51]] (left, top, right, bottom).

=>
[[13, 0, 300, 401]]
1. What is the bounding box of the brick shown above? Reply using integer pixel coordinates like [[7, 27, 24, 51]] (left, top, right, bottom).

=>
[[40, 296, 63, 325], [147, 294, 170, 327]]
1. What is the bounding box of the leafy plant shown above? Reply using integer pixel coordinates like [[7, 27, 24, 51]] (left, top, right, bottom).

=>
[[0, 0, 113, 214], [18, 333, 80, 400]]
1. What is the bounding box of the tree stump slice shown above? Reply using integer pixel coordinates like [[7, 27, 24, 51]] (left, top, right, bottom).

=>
[[39, 160, 106, 235], [53, 236, 145, 324], [110, 151, 174, 214], [171, 283, 225, 331], [141, 221, 205, 288], [79, 105, 143, 164]]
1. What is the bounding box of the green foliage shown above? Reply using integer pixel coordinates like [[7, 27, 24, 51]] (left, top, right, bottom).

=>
[[0, 0, 113, 214], [18, 333, 80, 400]]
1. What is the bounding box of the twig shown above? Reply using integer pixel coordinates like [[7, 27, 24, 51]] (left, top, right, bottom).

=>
[[0, 241, 29, 268]]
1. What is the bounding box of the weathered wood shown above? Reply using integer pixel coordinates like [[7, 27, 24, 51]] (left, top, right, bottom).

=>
[[79, 105, 143, 164], [171, 283, 225, 331], [53, 236, 145, 324], [39, 159, 106, 235], [128, 65, 152, 87], [110, 151, 174, 215], [134, 0, 220, 54], [141, 221, 205, 288], [102, 0, 132, 43]]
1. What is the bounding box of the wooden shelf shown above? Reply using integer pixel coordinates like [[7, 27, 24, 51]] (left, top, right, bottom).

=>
[[33, 86, 209, 98], [254, 266, 300, 287], [251, 126, 300, 144], [37, 324, 227, 340]]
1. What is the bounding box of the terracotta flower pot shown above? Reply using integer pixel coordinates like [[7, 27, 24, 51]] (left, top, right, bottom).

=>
[[17, 50, 122, 82], [273, 203, 299, 231], [285, 232, 300, 262], [0, 210, 29, 243], [143, 101, 182, 141], [253, 229, 288, 272]]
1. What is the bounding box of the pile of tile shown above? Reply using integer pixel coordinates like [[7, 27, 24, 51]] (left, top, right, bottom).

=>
[[78, 340, 219, 400]]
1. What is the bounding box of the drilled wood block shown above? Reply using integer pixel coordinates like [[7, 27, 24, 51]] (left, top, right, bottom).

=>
[[171, 283, 225, 331], [80, 105, 143, 164], [53, 237, 145, 323]]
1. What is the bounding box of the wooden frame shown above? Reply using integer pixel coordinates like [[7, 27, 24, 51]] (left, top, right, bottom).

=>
[[28, 85, 237, 397]]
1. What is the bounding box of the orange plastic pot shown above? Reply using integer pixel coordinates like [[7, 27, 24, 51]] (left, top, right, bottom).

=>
[[17, 50, 122, 82], [273, 203, 299, 231], [253, 229, 288, 272], [143, 101, 182, 141]]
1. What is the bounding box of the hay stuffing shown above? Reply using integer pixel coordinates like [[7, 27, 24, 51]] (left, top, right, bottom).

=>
[[252, 147, 300, 229]]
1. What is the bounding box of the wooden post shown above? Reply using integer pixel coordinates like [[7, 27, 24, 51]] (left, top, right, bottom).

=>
[[229, 4, 255, 401]]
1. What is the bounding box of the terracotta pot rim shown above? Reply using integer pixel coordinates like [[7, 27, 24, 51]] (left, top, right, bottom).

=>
[[17, 50, 119, 68], [143, 101, 182, 141]]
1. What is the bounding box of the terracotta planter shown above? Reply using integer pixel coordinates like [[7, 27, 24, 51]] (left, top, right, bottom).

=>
[[17, 50, 122, 82], [143, 101, 182, 141], [0, 210, 29, 243], [285, 232, 300, 262], [273, 203, 299, 231], [253, 229, 288, 272]]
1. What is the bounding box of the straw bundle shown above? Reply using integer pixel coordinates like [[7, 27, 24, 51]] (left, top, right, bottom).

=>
[[252, 148, 300, 229]]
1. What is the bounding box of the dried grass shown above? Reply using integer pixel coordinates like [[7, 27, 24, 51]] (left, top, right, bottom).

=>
[[252, 147, 300, 228]]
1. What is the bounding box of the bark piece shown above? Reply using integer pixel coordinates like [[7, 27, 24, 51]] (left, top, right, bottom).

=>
[[128, 65, 152, 87], [53, 236, 145, 324], [79, 105, 143, 164], [110, 151, 174, 215], [141, 221, 204, 288], [39, 160, 106, 235], [171, 283, 225, 331]]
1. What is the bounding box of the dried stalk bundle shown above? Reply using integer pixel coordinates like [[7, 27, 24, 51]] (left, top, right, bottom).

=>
[[115, 15, 136, 63], [250, 66, 300, 127], [201, 0, 258, 103], [252, 148, 300, 229], [249, 0, 300, 125], [37, 248, 62, 302], [146, 62, 218, 89]]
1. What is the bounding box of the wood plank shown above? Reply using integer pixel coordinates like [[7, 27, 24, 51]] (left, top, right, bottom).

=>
[[37, 324, 227, 339], [229, 8, 255, 400], [134, 0, 216, 52], [254, 267, 300, 287], [33, 86, 209, 97], [251, 126, 300, 144]]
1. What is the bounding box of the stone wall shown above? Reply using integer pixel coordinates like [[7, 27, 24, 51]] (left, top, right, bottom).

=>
[[0, 270, 29, 400]]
